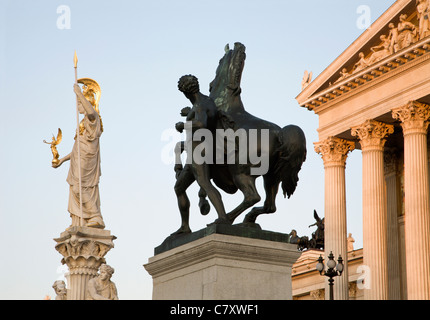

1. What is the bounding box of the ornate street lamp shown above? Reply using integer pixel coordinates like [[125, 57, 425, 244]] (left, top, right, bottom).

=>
[[316, 251, 344, 300]]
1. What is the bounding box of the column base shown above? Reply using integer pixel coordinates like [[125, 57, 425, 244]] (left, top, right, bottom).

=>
[[144, 225, 301, 300]]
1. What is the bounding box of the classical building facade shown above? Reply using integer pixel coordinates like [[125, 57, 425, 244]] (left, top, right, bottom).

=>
[[296, 0, 430, 300]]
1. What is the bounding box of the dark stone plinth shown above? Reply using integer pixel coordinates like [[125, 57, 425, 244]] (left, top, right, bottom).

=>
[[154, 223, 291, 255]]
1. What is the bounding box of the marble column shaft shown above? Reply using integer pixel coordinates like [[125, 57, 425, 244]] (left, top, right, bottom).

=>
[[352, 120, 394, 300], [315, 137, 355, 300], [393, 101, 430, 300]]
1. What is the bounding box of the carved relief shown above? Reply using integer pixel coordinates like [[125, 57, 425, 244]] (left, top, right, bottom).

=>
[[310, 289, 325, 300], [349, 282, 358, 299], [304, 3, 430, 111], [417, 0, 430, 40], [333, 4, 424, 84]]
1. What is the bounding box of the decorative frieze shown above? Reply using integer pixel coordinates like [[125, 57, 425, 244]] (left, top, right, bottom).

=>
[[348, 282, 358, 299], [310, 289, 325, 300]]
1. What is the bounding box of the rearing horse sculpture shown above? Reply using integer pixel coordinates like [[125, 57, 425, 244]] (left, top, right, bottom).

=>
[[207, 42, 307, 225], [173, 42, 307, 234]]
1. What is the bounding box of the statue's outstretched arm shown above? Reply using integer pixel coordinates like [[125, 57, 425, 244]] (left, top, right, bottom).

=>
[[52, 153, 71, 168], [73, 84, 98, 121]]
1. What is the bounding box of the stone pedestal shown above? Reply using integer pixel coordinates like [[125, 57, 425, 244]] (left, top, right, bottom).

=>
[[144, 225, 301, 300], [54, 226, 116, 300]]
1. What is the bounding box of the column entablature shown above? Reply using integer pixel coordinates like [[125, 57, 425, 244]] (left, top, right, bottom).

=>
[[351, 120, 394, 151], [314, 137, 355, 168], [392, 101, 430, 136]]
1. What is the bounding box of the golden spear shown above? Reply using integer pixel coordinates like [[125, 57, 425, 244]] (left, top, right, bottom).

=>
[[74, 51, 84, 227]]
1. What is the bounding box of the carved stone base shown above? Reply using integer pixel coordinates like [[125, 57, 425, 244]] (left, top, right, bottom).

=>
[[144, 227, 301, 300], [54, 226, 116, 300]]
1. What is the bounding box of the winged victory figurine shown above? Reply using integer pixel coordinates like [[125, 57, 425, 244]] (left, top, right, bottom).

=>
[[44, 128, 62, 166]]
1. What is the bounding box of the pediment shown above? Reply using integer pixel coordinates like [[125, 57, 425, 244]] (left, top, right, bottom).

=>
[[296, 0, 430, 110]]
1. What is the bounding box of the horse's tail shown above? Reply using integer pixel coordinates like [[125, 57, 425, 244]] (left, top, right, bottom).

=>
[[274, 125, 307, 199]]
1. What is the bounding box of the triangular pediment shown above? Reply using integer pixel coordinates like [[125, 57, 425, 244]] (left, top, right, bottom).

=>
[[297, 0, 430, 110]]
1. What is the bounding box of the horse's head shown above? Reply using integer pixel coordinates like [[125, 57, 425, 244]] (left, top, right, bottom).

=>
[[209, 42, 246, 111]]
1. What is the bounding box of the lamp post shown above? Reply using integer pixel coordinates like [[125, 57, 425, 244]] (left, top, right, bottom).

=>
[[316, 251, 344, 300]]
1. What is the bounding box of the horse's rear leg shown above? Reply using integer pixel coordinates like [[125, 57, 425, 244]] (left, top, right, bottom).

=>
[[244, 175, 279, 223], [226, 174, 261, 224]]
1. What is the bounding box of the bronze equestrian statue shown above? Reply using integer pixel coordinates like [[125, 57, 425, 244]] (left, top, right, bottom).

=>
[[173, 42, 307, 235]]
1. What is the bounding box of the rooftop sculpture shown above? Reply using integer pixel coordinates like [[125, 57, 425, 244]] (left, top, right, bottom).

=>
[[290, 210, 325, 251]]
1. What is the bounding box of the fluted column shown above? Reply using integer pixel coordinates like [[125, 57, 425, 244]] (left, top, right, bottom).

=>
[[351, 119, 394, 300], [392, 101, 430, 300], [384, 148, 402, 300], [315, 137, 355, 300]]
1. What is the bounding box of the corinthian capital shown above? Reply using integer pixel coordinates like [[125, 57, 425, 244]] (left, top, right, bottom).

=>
[[392, 101, 430, 134], [351, 120, 394, 151], [314, 137, 355, 167], [54, 226, 116, 275]]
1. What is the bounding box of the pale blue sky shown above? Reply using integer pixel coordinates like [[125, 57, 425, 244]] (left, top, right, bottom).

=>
[[0, 0, 395, 299]]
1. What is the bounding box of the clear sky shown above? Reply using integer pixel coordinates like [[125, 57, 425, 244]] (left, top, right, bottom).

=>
[[0, 0, 396, 300]]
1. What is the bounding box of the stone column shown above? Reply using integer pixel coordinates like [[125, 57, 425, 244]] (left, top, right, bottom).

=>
[[384, 148, 402, 300], [392, 101, 430, 300], [351, 119, 393, 300], [315, 137, 355, 300], [54, 226, 116, 300]]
